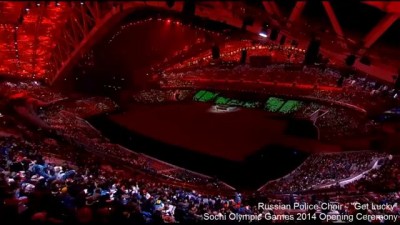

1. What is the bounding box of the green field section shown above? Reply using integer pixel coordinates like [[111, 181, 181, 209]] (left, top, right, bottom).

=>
[[279, 100, 302, 114], [193, 90, 303, 113], [265, 97, 285, 112], [215, 96, 231, 105], [193, 90, 219, 102]]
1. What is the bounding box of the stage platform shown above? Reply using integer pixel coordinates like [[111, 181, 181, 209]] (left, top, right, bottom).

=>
[[110, 102, 338, 161]]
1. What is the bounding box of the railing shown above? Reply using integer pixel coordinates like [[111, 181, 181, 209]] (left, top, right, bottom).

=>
[[139, 153, 235, 190]]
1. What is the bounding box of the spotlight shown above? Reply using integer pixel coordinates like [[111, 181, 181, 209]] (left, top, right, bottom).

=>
[[259, 25, 268, 38], [25, 2, 31, 12], [36, 2, 40, 7], [55, 1, 60, 7], [166, 19, 171, 23], [80, 2, 84, 5]]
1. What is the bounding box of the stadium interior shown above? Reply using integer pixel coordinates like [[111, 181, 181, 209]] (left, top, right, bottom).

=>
[[1, 1, 400, 224]]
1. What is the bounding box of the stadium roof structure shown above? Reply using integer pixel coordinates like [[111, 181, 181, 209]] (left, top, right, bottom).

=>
[[363, 1, 400, 14], [0, 1, 398, 85]]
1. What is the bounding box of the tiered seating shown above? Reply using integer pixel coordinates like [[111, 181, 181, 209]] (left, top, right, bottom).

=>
[[348, 155, 400, 192], [56, 97, 119, 118], [259, 151, 387, 193], [165, 41, 305, 71], [131, 89, 193, 103], [0, 81, 399, 224], [161, 64, 399, 114]]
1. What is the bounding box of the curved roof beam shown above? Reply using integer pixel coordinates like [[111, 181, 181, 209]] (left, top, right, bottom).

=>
[[358, 13, 398, 55], [262, 1, 282, 18], [51, 2, 184, 85], [268, 2, 283, 18], [286, 1, 306, 28], [363, 1, 400, 14], [321, 2, 344, 39]]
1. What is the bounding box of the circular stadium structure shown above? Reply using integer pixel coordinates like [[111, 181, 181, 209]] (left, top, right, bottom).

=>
[[0, 1, 400, 224]]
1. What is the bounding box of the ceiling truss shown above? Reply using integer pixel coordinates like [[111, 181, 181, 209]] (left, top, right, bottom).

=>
[[0, 1, 398, 83]]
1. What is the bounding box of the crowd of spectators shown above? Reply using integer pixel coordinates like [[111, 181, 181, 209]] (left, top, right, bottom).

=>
[[162, 63, 398, 111], [0, 81, 63, 103], [347, 155, 400, 193], [0, 81, 399, 223], [158, 38, 399, 112], [0, 44, 400, 221], [0, 81, 119, 119], [260, 151, 387, 194], [50, 97, 119, 118], [0, 15, 399, 221], [0, 81, 227, 190], [131, 89, 194, 104], [1, 132, 399, 224], [0, 134, 237, 224], [295, 103, 368, 141], [154, 50, 399, 142], [42, 108, 225, 190], [164, 40, 305, 72], [127, 87, 377, 141]]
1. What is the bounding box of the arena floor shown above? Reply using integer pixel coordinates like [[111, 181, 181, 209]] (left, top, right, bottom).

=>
[[110, 103, 338, 161]]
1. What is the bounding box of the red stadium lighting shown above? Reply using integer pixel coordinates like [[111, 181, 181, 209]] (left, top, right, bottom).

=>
[[166, 19, 171, 23]]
